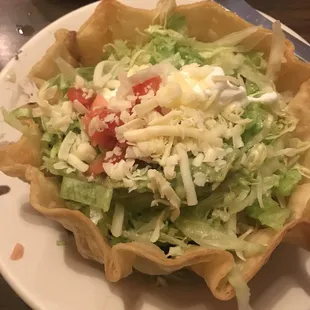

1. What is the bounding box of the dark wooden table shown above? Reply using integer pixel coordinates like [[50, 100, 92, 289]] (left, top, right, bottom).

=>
[[0, 0, 310, 309]]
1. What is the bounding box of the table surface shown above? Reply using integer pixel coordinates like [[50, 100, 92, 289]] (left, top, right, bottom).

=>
[[1, 0, 310, 309]]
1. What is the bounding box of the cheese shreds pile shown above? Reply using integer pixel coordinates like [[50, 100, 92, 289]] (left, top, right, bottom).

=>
[[34, 61, 282, 218], [97, 63, 279, 214]]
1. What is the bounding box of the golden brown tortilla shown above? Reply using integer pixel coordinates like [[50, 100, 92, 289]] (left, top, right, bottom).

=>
[[29, 29, 80, 87], [2, 0, 310, 301]]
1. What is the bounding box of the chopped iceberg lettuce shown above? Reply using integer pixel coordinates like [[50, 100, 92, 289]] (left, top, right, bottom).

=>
[[166, 13, 188, 35], [244, 51, 267, 72], [47, 73, 70, 92], [145, 32, 205, 68], [12, 107, 33, 119], [175, 217, 265, 257], [245, 80, 259, 95], [277, 169, 302, 196], [54, 57, 76, 81], [1, 107, 35, 135], [242, 104, 267, 143], [60, 177, 113, 212], [41, 132, 54, 143], [171, 170, 186, 199], [191, 150, 238, 184], [245, 196, 290, 230], [76, 67, 95, 81], [115, 190, 153, 213], [228, 267, 253, 310]]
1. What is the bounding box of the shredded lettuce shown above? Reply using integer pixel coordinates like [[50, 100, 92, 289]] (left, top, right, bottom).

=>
[[93, 60, 124, 88], [12, 107, 33, 119], [51, 59, 95, 90], [245, 52, 267, 72], [266, 21, 286, 81], [60, 177, 113, 211], [242, 104, 267, 143], [228, 267, 253, 310], [153, 0, 176, 27], [210, 51, 245, 75], [116, 191, 154, 213], [41, 132, 54, 143], [245, 80, 259, 95], [89, 207, 104, 225], [50, 140, 61, 159], [246, 196, 290, 230], [104, 40, 131, 60], [97, 216, 110, 236], [166, 13, 188, 35], [192, 150, 238, 183], [175, 218, 265, 257], [54, 57, 76, 81], [76, 67, 95, 81], [104, 24, 207, 70], [277, 168, 302, 196], [145, 29, 206, 68], [46, 73, 70, 92], [205, 26, 261, 49], [159, 231, 188, 249], [1, 107, 35, 135]]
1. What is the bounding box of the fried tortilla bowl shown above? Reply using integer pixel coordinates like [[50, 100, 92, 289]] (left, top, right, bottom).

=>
[[2, 0, 310, 304]]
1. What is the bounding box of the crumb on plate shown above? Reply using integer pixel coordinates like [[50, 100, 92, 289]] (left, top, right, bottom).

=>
[[10, 243, 24, 261]]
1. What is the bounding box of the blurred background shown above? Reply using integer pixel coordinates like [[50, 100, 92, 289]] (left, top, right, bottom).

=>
[[0, 0, 310, 309], [0, 0, 93, 69], [1, 0, 310, 70], [0, 0, 310, 70]]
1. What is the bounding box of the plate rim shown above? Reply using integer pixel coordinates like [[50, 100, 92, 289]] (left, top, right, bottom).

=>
[[0, 1, 99, 82], [0, 2, 98, 310]]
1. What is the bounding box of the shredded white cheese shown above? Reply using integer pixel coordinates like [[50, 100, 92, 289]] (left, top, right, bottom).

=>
[[67, 154, 89, 172], [148, 110, 183, 126], [124, 125, 220, 145], [193, 172, 207, 187], [73, 142, 97, 163], [134, 98, 159, 116], [103, 159, 135, 181], [192, 153, 204, 167], [175, 144, 198, 206], [147, 169, 181, 221], [74, 75, 85, 89], [58, 131, 77, 161], [111, 203, 125, 237], [73, 99, 88, 114]]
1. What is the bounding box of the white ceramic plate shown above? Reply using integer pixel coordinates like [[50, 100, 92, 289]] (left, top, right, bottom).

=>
[[1, 1, 310, 310]]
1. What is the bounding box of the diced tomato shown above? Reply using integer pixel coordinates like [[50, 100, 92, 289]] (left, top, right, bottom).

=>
[[132, 76, 162, 96], [116, 140, 128, 149], [84, 107, 121, 134], [87, 147, 126, 176], [82, 101, 123, 151], [87, 154, 105, 176], [92, 131, 117, 151], [83, 113, 117, 150], [132, 76, 162, 107], [67, 88, 95, 109], [91, 94, 108, 111]]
